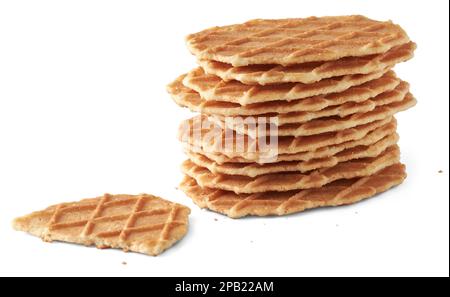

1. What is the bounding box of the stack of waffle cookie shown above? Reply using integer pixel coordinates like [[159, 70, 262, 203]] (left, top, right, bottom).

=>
[[168, 16, 416, 218]]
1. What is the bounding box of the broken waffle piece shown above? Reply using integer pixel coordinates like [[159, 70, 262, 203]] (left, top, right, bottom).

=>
[[13, 194, 191, 256]]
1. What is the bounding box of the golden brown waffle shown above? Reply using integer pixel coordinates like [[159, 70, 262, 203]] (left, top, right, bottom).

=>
[[183, 67, 395, 105], [13, 194, 191, 256], [179, 115, 394, 159], [186, 16, 410, 67], [182, 145, 400, 194], [190, 119, 397, 164], [179, 163, 406, 218], [169, 71, 401, 115], [216, 93, 416, 137], [198, 42, 416, 85], [212, 81, 409, 126], [187, 132, 398, 177]]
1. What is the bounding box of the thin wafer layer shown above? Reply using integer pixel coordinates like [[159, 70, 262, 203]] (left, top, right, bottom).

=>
[[168, 71, 400, 115], [217, 93, 416, 137], [13, 194, 191, 256], [182, 145, 400, 193], [186, 16, 410, 66], [213, 81, 409, 125], [179, 163, 406, 218], [187, 132, 399, 177], [198, 42, 416, 85], [183, 67, 395, 105], [191, 119, 397, 164], [179, 115, 394, 159]]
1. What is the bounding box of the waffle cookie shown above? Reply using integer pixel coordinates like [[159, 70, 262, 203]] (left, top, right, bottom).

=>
[[216, 93, 416, 137], [190, 119, 397, 164], [187, 132, 399, 177], [182, 145, 400, 194], [180, 163, 407, 218], [183, 67, 395, 105], [186, 16, 410, 66], [179, 115, 394, 159], [13, 194, 191, 256], [212, 81, 409, 125], [168, 71, 401, 116], [198, 42, 416, 85]]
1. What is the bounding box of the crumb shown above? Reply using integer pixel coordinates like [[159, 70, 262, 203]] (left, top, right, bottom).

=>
[[438, 170, 443, 174], [214, 218, 218, 222], [122, 262, 127, 266]]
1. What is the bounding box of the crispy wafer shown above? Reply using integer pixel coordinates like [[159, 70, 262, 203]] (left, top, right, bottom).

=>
[[212, 81, 409, 125], [179, 163, 406, 218], [169, 71, 400, 115], [216, 93, 416, 137], [188, 119, 397, 164], [179, 115, 394, 159], [182, 145, 400, 193], [187, 132, 398, 177], [186, 16, 410, 66], [13, 194, 191, 256], [198, 42, 416, 85], [183, 67, 395, 105]]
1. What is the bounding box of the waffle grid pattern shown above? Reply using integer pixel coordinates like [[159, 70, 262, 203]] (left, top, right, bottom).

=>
[[211, 81, 409, 125], [217, 93, 415, 137], [182, 145, 400, 194], [183, 67, 394, 105], [168, 71, 399, 116], [187, 132, 399, 177], [198, 42, 416, 85], [180, 164, 407, 218], [192, 120, 397, 164], [187, 16, 410, 66], [179, 115, 394, 159], [15, 194, 190, 256]]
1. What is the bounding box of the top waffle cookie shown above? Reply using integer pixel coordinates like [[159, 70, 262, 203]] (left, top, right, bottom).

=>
[[186, 16, 410, 67]]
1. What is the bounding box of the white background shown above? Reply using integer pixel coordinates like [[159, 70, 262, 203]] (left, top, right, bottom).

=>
[[0, 0, 448, 277]]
